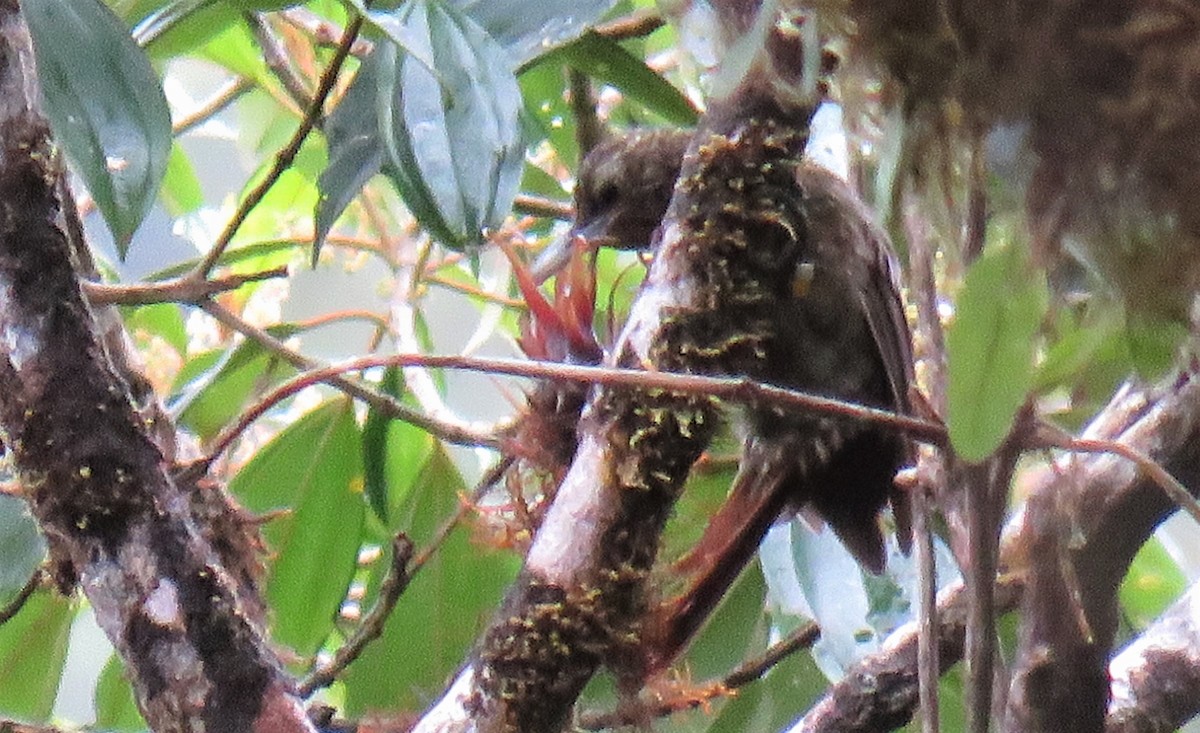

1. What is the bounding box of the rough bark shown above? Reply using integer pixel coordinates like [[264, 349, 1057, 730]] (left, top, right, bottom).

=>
[[0, 4, 312, 732], [796, 371, 1200, 731], [411, 4, 819, 731], [1107, 582, 1200, 733]]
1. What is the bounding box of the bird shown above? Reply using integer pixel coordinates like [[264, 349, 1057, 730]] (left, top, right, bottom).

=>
[[530, 129, 691, 281], [540, 128, 915, 660]]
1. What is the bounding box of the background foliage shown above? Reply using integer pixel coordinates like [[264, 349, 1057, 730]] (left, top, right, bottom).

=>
[[0, 0, 1193, 730]]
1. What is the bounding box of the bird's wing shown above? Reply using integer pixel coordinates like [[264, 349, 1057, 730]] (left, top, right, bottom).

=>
[[858, 219, 916, 551], [860, 221, 915, 414]]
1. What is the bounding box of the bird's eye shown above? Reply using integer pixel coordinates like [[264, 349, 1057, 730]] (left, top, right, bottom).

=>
[[591, 180, 620, 212]]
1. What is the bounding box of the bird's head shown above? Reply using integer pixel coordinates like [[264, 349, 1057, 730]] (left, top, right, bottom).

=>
[[532, 129, 692, 281]]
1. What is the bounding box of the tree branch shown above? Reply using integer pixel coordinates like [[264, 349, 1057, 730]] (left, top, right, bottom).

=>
[[0, 5, 314, 730], [297, 535, 414, 697], [1106, 581, 1200, 733], [796, 369, 1200, 731], [410, 3, 820, 729], [191, 10, 362, 279], [197, 300, 499, 450], [82, 266, 288, 306]]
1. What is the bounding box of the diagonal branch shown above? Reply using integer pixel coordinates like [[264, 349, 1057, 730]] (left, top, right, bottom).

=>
[[410, 4, 821, 730], [0, 6, 314, 731]]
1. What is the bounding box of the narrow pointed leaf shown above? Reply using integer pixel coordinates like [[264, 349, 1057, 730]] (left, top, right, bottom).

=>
[[25, 0, 172, 254], [537, 31, 699, 126], [361, 366, 428, 523], [377, 0, 524, 250]]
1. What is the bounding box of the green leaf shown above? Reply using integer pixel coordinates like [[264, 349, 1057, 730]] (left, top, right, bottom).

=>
[[25, 0, 172, 254], [361, 367, 435, 524], [1125, 310, 1188, 381], [454, 0, 616, 65], [536, 31, 699, 126], [236, 136, 326, 242], [133, 0, 238, 57], [0, 592, 73, 721], [361, 366, 402, 522], [900, 665, 968, 732], [371, 0, 526, 250], [518, 62, 578, 167], [123, 302, 188, 356], [342, 447, 518, 713], [94, 654, 146, 732], [146, 239, 302, 280], [196, 16, 270, 80], [684, 561, 767, 680], [341, 1, 532, 253], [161, 143, 204, 217], [707, 599, 826, 732], [315, 49, 387, 260], [173, 326, 300, 441], [229, 401, 366, 656], [1119, 537, 1186, 631], [1035, 303, 1131, 428], [0, 496, 45, 608], [111, 0, 177, 24], [663, 443, 739, 561], [317, 33, 461, 255], [1034, 304, 1127, 393], [221, 0, 300, 9], [946, 240, 1048, 462], [359, 3, 440, 73]]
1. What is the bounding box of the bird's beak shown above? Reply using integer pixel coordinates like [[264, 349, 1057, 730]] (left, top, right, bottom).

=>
[[530, 233, 574, 284], [530, 210, 618, 283]]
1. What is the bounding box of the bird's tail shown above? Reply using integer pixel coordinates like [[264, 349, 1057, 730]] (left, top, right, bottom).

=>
[[649, 443, 793, 673]]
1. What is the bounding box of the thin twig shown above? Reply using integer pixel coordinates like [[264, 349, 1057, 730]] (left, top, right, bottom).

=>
[[0, 570, 43, 626], [82, 267, 289, 306], [198, 301, 497, 451], [570, 69, 603, 157], [913, 479, 940, 733], [594, 9, 667, 41], [244, 12, 313, 109], [513, 193, 573, 221], [904, 178, 947, 733], [424, 273, 528, 309], [297, 457, 511, 697], [298, 535, 414, 696], [962, 433, 1023, 733], [279, 7, 375, 56], [578, 621, 820, 729], [324, 355, 945, 440], [725, 621, 822, 688], [192, 12, 363, 280], [1037, 423, 1200, 526], [199, 351, 947, 470], [173, 77, 254, 136], [964, 460, 998, 733], [295, 309, 391, 334], [962, 126, 987, 267]]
